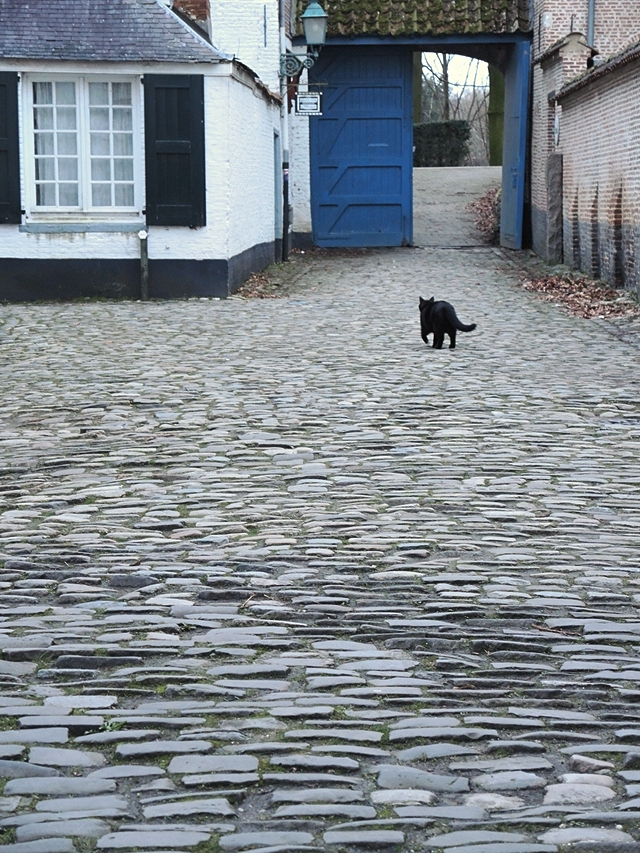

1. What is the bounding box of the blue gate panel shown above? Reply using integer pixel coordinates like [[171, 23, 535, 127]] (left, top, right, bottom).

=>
[[500, 39, 531, 250], [328, 166, 402, 195], [320, 118, 403, 158], [331, 87, 403, 112], [310, 47, 413, 247], [328, 204, 403, 234], [327, 52, 406, 79]]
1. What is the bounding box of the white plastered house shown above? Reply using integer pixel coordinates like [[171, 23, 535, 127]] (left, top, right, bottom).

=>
[[0, 0, 282, 300]]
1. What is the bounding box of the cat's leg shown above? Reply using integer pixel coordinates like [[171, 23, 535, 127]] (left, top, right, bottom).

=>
[[421, 331, 430, 345], [433, 332, 444, 349], [449, 330, 456, 349]]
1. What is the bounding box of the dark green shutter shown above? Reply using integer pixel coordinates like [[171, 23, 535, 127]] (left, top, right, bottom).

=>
[[0, 72, 21, 224], [144, 75, 206, 227]]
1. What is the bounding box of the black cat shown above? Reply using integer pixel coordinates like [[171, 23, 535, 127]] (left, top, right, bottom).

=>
[[419, 297, 477, 349]]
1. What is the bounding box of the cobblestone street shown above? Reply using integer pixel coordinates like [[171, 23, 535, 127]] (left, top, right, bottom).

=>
[[2, 168, 640, 853]]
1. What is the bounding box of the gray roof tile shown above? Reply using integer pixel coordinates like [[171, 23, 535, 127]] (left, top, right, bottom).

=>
[[0, 0, 227, 63]]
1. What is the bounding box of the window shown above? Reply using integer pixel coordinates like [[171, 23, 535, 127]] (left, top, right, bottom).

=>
[[24, 76, 142, 218]]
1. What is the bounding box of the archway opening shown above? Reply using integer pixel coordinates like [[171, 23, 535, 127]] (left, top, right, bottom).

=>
[[411, 51, 503, 248]]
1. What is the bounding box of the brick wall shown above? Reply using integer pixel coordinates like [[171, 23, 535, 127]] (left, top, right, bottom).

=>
[[531, 0, 640, 282], [285, 0, 294, 37], [290, 111, 311, 238], [173, 0, 210, 28], [590, 2, 640, 57], [530, 33, 591, 259], [557, 58, 640, 293], [532, 0, 640, 59]]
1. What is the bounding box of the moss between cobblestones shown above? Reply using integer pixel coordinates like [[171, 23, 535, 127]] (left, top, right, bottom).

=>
[[73, 840, 97, 853], [100, 717, 125, 732], [0, 715, 15, 731], [193, 838, 221, 853]]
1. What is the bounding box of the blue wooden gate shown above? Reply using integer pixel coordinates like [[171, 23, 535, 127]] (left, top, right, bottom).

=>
[[500, 40, 531, 249], [309, 47, 413, 247]]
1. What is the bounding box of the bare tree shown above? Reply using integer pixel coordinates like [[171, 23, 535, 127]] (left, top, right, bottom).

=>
[[420, 53, 490, 166]]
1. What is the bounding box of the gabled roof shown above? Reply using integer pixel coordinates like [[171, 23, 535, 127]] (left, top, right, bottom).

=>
[[298, 0, 532, 37], [0, 0, 228, 63]]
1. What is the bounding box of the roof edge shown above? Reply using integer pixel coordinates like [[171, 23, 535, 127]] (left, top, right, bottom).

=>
[[157, 0, 232, 61], [555, 38, 640, 101]]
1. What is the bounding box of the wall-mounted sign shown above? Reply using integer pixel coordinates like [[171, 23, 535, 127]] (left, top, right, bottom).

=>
[[295, 92, 322, 116]]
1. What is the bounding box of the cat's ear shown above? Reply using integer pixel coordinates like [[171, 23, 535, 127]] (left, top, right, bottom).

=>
[[428, 297, 434, 304], [419, 297, 425, 307]]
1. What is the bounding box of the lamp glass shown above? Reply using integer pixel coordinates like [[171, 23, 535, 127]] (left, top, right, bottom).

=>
[[301, 1, 328, 46]]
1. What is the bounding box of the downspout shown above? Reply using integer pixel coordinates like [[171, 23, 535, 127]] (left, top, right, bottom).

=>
[[279, 0, 290, 261], [587, 0, 595, 46]]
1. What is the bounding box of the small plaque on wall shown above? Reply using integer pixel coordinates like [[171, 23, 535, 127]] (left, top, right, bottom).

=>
[[295, 92, 322, 116]]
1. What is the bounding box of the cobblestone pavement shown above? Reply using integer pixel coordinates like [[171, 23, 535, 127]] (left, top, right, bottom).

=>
[[2, 169, 640, 853]]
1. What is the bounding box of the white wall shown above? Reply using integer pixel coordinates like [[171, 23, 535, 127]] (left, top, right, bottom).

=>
[[210, 0, 281, 93], [0, 59, 280, 264], [209, 0, 314, 243], [226, 70, 281, 255], [152, 68, 280, 262], [290, 109, 312, 235]]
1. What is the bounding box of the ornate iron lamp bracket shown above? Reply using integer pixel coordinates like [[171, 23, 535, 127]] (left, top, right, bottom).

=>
[[280, 48, 320, 78]]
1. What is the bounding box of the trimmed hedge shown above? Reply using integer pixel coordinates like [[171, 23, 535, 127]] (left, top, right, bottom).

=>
[[413, 121, 471, 167]]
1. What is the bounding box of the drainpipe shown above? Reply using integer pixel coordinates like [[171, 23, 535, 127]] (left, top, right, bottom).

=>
[[587, 0, 595, 46], [279, 0, 290, 262]]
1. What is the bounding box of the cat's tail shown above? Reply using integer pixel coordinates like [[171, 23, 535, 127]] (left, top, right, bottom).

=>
[[455, 320, 477, 333]]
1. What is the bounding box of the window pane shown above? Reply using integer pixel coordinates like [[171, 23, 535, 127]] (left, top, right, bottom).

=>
[[30, 76, 139, 213], [90, 108, 110, 131], [113, 133, 133, 156], [89, 82, 109, 106], [112, 83, 132, 106], [35, 158, 55, 181], [92, 184, 112, 206], [56, 107, 77, 130], [36, 183, 56, 206], [114, 159, 133, 181], [34, 108, 53, 130], [33, 82, 53, 104], [55, 82, 76, 105], [58, 158, 78, 181], [34, 133, 54, 155], [115, 184, 134, 207], [113, 109, 132, 131], [90, 133, 111, 155], [59, 183, 79, 206], [91, 159, 112, 181], [57, 133, 77, 155]]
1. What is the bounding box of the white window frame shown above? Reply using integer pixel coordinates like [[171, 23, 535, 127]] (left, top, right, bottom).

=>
[[22, 74, 144, 222]]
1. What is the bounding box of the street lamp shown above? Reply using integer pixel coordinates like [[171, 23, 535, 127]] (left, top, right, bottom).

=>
[[280, 1, 328, 77]]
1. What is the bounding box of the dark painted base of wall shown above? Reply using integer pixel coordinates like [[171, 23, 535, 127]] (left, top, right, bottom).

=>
[[293, 231, 315, 250], [228, 240, 277, 294], [530, 205, 640, 294], [0, 241, 277, 302]]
